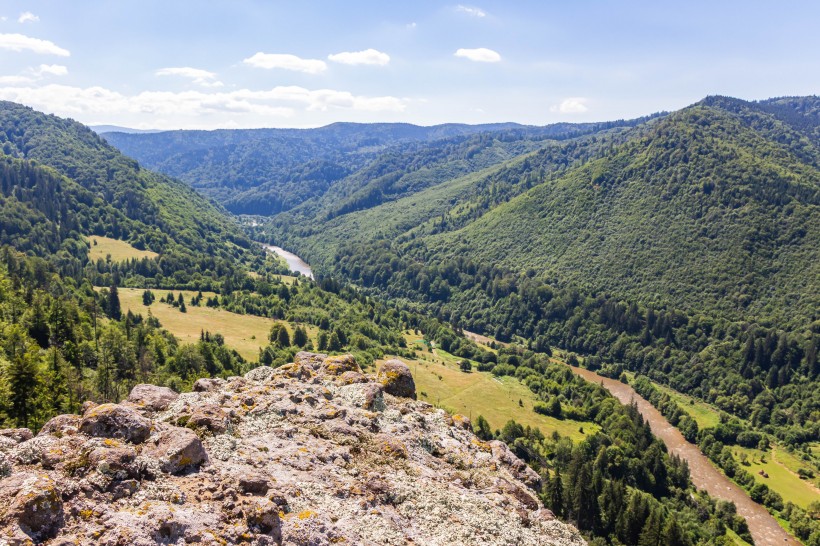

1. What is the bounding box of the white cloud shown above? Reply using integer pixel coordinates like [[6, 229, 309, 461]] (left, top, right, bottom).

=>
[[550, 97, 589, 114], [328, 49, 390, 66], [0, 75, 34, 85], [243, 53, 327, 74], [33, 64, 67, 76], [0, 33, 69, 56], [18, 12, 39, 24], [406, 22, 417, 29], [454, 47, 500, 63], [456, 5, 486, 17], [0, 84, 407, 120], [156, 67, 223, 88]]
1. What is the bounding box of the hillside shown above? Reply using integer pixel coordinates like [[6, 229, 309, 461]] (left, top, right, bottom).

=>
[[424, 97, 820, 326], [0, 101, 256, 286], [103, 118, 657, 216]]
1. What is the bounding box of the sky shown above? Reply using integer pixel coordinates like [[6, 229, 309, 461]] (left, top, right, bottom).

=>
[[0, 1, 818, 130]]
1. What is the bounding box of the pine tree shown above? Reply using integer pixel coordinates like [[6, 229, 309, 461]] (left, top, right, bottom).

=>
[[637, 507, 664, 546], [293, 325, 308, 348], [2, 325, 41, 427], [327, 331, 342, 351], [107, 284, 122, 320], [546, 468, 564, 518], [662, 517, 690, 546]]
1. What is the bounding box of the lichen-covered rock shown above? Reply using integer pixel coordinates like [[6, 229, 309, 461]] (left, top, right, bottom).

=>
[[321, 354, 362, 376], [2, 353, 584, 546], [245, 365, 275, 382], [0, 472, 63, 541], [0, 428, 33, 444], [127, 383, 179, 411], [377, 359, 417, 399], [142, 426, 206, 474], [246, 497, 282, 540], [192, 377, 226, 392], [39, 414, 81, 437], [79, 403, 151, 444], [186, 403, 228, 434]]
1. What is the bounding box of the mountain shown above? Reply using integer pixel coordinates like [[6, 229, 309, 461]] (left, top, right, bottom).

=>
[[249, 96, 819, 469], [102, 118, 658, 216], [265, 96, 820, 328], [0, 101, 254, 286], [90, 125, 161, 134]]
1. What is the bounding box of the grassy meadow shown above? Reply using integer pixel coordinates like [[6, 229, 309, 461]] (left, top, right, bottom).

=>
[[391, 332, 599, 442], [87, 236, 159, 262], [115, 288, 276, 361]]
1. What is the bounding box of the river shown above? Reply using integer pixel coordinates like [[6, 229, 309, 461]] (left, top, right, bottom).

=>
[[264, 245, 314, 279], [570, 366, 799, 545]]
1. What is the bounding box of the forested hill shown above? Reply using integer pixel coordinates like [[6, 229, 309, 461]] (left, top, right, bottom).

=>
[[0, 101, 255, 286], [422, 96, 820, 326], [102, 117, 658, 216], [253, 96, 819, 456], [265, 96, 820, 328]]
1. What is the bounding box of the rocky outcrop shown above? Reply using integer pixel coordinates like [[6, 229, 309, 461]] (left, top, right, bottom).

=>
[[0, 352, 585, 545], [376, 359, 417, 399]]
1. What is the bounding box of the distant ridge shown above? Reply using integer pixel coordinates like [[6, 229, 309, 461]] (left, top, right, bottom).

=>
[[90, 124, 162, 134]]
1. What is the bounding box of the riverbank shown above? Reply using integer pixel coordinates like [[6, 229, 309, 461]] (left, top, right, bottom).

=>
[[264, 244, 314, 279], [569, 365, 799, 546]]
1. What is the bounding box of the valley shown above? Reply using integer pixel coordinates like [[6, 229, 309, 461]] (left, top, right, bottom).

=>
[[0, 96, 818, 545]]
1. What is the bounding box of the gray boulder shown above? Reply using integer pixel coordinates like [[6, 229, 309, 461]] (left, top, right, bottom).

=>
[[128, 384, 179, 412], [376, 359, 417, 399], [79, 403, 151, 444]]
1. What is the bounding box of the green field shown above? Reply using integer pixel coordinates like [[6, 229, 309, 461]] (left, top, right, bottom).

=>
[[731, 445, 820, 509], [87, 236, 159, 262], [395, 333, 598, 442], [116, 288, 277, 361], [647, 377, 722, 430]]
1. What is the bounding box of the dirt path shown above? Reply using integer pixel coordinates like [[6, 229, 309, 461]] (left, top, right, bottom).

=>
[[569, 365, 800, 546]]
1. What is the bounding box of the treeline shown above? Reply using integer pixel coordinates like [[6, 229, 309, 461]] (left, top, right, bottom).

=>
[[331, 240, 818, 446], [0, 248, 246, 430]]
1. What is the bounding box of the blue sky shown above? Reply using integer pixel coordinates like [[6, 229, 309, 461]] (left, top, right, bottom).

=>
[[0, 1, 818, 129]]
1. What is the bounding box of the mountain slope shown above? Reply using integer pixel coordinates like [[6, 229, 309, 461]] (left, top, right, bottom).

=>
[[0, 101, 254, 284], [423, 98, 820, 326], [103, 118, 658, 216]]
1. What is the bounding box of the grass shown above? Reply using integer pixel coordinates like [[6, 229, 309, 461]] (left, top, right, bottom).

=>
[[87, 236, 159, 262], [732, 445, 820, 509], [393, 332, 599, 442], [647, 377, 722, 430], [114, 288, 277, 362]]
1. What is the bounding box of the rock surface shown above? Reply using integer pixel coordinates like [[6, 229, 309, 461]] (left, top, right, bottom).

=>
[[376, 359, 417, 399], [0, 352, 585, 545]]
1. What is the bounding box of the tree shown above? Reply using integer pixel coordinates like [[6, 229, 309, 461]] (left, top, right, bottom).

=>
[[142, 290, 154, 306], [107, 284, 122, 320], [293, 325, 308, 348], [1, 325, 41, 427], [662, 517, 690, 546], [474, 414, 493, 440], [637, 507, 664, 546], [546, 468, 565, 517], [327, 331, 342, 352], [269, 323, 290, 347], [459, 359, 471, 372]]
